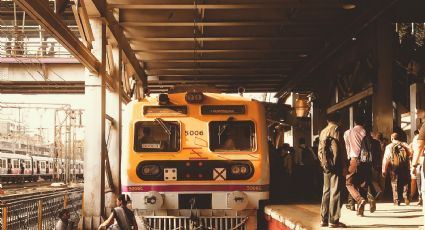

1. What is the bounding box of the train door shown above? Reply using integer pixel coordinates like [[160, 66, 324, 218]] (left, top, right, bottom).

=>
[[7, 159, 11, 174], [40, 161, 46, 174], [25, 160, 31, 174], [0, 158, 6, 175], [12, 159, 19, 174]]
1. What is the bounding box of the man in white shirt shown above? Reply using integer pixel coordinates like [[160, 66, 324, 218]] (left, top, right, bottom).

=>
[[344, 115, 367, 216]]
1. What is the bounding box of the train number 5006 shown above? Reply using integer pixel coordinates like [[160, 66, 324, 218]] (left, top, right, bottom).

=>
[[185, 130, 203, 136]]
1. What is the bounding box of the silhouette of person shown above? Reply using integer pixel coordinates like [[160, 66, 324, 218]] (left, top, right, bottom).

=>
[[140, 127, 155, 143]]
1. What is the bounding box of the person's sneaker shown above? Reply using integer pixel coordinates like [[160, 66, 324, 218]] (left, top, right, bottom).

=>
[[357, 200, 366, 216], [404, 198, 410, 205], [394, 200, 400, 206], [370, 199, 376, 213], [329, 222, 347, 228], [320, 220, 328, 227], [417, 198, 423, 206]]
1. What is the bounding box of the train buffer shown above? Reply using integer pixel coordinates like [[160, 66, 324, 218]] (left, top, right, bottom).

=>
[[265, 202, 423, 230]]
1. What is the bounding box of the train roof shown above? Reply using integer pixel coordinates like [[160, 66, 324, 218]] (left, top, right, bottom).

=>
[[137, 93, 258, 105], [0, 152, 32, 160]]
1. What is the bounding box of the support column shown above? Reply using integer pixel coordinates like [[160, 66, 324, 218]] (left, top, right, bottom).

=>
[[372, 18, 393, 138], [82, 18, 106, 229], [410, 83, 417, 139], [105, 44, 122, 212]]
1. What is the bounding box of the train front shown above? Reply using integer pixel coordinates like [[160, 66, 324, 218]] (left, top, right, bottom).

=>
[[122, 92, 269, 230]]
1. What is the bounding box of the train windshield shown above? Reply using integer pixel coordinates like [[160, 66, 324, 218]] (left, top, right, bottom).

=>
[[209, 120, 256, 152], [134, 121, 180, 152]]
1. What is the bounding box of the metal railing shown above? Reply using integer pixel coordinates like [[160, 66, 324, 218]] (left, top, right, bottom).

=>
[[141, 216, 248, 230], [0, 189, 82, 230], [0, 40, 74, 59]]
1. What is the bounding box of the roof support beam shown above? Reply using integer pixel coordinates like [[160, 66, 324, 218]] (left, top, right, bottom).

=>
[[129, 37, 319, 41], [134, 49, 307, 54], [109, 3, 341, 10], [143, 59, 297, 63], [121, 21, 341, 27], [89, 0, 147, 88], [14, 0, 100, 73]]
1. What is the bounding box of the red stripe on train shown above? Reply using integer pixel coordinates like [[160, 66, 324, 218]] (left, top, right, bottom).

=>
[[122, 184, 269, 192]]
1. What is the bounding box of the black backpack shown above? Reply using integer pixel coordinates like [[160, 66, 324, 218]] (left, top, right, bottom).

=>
[[359, 135, 373, 163], [319, 135, 338, 173]]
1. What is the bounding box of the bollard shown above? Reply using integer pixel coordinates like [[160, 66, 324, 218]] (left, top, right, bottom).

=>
[[2, 207, 7, 230], [37, 200, 42, 230], [64, 193, 68, 208]]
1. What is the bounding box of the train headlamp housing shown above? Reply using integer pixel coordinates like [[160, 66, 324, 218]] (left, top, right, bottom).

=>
[[185, 92, 204, 104], [158, 93, 170, 105], [141, 164, 160, 176]]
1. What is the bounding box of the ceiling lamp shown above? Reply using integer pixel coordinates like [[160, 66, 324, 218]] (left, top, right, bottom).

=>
[[341, 0, 356, 10]]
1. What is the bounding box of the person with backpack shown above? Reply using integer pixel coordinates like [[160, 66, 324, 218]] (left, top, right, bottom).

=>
[[382, 132, 412, 206], [344, 115, 367, 216], [98, 194, 138, 230], [317, 113, 347, 228]]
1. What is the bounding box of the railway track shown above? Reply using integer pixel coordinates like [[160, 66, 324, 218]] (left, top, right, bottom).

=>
[[0, 183, 83, 203]]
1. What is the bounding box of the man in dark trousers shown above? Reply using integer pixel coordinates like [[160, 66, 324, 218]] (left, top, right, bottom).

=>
[[411, 122, 425, 226], [318, 113, 347, 228], [344, 115, 367, 216], [382, 132, 412, 205]]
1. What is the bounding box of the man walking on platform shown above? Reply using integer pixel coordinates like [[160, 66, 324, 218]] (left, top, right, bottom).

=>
[[344, 116, 367, 216], [382, 133, 412, 205], [318, 113, 346, 228], [411, 122, 425, 227]]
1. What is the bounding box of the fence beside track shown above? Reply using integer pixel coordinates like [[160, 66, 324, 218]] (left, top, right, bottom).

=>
[[0, 188, 82, 230]]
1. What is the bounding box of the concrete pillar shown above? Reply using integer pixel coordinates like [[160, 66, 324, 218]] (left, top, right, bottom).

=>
[[105, 45, 122, 212], [82, 18, 106, 229], [372, 18, 393, 138]]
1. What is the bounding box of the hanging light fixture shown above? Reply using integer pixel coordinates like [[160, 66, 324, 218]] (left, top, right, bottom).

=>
[[341, 0, 356, 10], [294, 93, 311, 117]]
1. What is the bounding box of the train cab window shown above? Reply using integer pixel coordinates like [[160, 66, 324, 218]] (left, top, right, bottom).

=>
[[134, 120, 180, 152], [209, 120, 256, 152]]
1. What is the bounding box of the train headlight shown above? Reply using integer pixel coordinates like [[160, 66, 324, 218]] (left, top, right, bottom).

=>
[[185, 92, 204, 104], [158, 93, 169, 105], [141, 164, 160, 176], [144, 191, 163, 210], [230, 164, 250, 175], [227, 191, 248, 211]]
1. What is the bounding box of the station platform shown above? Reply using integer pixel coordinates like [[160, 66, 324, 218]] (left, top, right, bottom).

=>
[[265, 202, 423, 230]]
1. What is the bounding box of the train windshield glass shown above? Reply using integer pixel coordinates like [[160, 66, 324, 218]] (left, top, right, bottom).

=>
[[134, 121, 180, 152], [209, 120, 255, 152]]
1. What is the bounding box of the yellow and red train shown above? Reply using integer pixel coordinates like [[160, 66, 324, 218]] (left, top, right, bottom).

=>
[[122, 92, 269, 229]]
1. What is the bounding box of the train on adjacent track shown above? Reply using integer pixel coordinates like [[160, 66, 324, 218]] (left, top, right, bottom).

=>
[[0, 152, 83, 183], [122, 92, 270, 230]]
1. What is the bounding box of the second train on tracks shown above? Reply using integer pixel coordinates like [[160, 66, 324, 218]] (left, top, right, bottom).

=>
[[0, 152, 84, 183], [122, 92, 269, 230]]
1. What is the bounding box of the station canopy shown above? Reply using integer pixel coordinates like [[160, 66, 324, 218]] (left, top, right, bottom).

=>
[[0, 0, 420, 96]]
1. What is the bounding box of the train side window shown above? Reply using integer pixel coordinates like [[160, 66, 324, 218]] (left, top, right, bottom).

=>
[[13, 159, 19, 168], [0, 159, 5, 168], [134, 121, 180, 152], [209, 120, 256, 152], [25, 160, 31, 168]]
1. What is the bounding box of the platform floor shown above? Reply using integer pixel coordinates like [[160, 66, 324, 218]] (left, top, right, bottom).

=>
[[265, 202, 424, 229]]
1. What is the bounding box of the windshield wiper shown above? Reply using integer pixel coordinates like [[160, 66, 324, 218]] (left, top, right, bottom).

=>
[[155, 118, 171, 135], [218, 116, 234, 137]]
